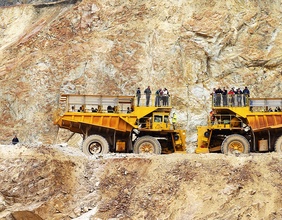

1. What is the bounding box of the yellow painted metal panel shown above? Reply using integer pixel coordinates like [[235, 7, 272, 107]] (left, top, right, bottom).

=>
[[56, 113, 136, 132], [247, 114, 282, 131]]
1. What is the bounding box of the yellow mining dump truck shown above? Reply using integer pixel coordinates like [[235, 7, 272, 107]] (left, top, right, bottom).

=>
[[196, 95, 282, 154], [54, 94, 186, 155]]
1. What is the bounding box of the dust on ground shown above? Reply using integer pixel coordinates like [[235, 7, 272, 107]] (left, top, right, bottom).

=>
[[0, 144, 282, 220]]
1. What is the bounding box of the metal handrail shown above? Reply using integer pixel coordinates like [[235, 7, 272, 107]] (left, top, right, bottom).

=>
[[59, 94, 173, 113], [211, 94, 282, 111]]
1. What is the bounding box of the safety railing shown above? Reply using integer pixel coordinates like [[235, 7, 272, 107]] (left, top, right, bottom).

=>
[[136, 94, 172, 107], [212, 94, 250, 107], [211, 95, 282, 112], [59, 94, 173, 114], [249, 98, 282, 112], [59, 94, 134, 113]]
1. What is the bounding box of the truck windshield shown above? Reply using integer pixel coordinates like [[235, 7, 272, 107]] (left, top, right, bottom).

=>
[[154, 115, 163, 122]]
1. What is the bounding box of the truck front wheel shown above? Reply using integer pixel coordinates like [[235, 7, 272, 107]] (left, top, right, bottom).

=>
[[133, 136, 161, 154], [82, 135, 109, 155], [221, 134, 250, 154], [275, 135, 282, 152]]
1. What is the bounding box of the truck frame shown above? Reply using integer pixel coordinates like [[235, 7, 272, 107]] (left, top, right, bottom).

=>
[[196, 95, 282, 154], [54, 94, 186, 155]]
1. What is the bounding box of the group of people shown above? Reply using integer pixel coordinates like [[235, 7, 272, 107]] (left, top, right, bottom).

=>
[[269, 106, 281, 112], [136, 86, 170, 107], [211, 86, 250, 107]]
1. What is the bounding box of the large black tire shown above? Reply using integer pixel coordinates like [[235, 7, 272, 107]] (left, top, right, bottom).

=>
[[221, 134, 250, 155], [133, 136, 161, 154], [82, 135, 109, 155], [275, 135, 282, 153]]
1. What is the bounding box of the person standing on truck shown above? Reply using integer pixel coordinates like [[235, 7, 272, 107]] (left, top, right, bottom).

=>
[[228, 88, 235, 106], [136, 87, 141, 106], [222, 87, 227, 106], [236, 88, 243, 106], [162, 88, 169, 106], [210, 88, 216, 106], [144, 86, 151, 107], [243, 86, 250, 106], [215, 87, 223, 106], [155, 88, 161, 107]]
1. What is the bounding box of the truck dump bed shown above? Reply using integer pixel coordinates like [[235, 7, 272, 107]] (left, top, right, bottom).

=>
[[247, 99, 282, 131], [55, 95, 136, 134]]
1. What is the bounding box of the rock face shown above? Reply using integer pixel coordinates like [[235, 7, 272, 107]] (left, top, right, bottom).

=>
[[1, 2, 282, 219], [0, 0, 282, 148]]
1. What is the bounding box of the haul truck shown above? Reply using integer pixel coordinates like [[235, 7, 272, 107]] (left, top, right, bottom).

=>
[[196, 95, 282, 154], [54, 94, 186, 155]]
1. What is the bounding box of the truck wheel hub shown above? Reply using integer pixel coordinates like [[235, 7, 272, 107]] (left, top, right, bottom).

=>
[[89, 142, 102, 154], [140, 143, 154, 153], [229, 141, 243, 152]]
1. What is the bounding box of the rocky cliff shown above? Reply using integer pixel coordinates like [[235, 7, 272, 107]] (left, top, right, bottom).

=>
[[1, 1, 282, 219], [0, 0, 282, 148]]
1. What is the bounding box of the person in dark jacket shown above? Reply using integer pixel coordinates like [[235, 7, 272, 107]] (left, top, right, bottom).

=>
[[144, 86, 151, 107], [236, 88, 243, 106], [243, 86, 250, 106], [136, 87, 141, 106], [215, 87, 223, 106], [222, 87, 228, 106], [12, 135, 19, 145]]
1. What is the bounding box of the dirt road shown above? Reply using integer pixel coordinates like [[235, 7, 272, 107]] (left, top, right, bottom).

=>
[[0, 144, 282, 220]]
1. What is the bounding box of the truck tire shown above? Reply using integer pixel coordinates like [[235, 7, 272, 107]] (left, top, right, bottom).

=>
[[133, 136, 161, 154], [82, 135, 109, 155], [221, 134, 250, 155], [274, 135, 282, 153]]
